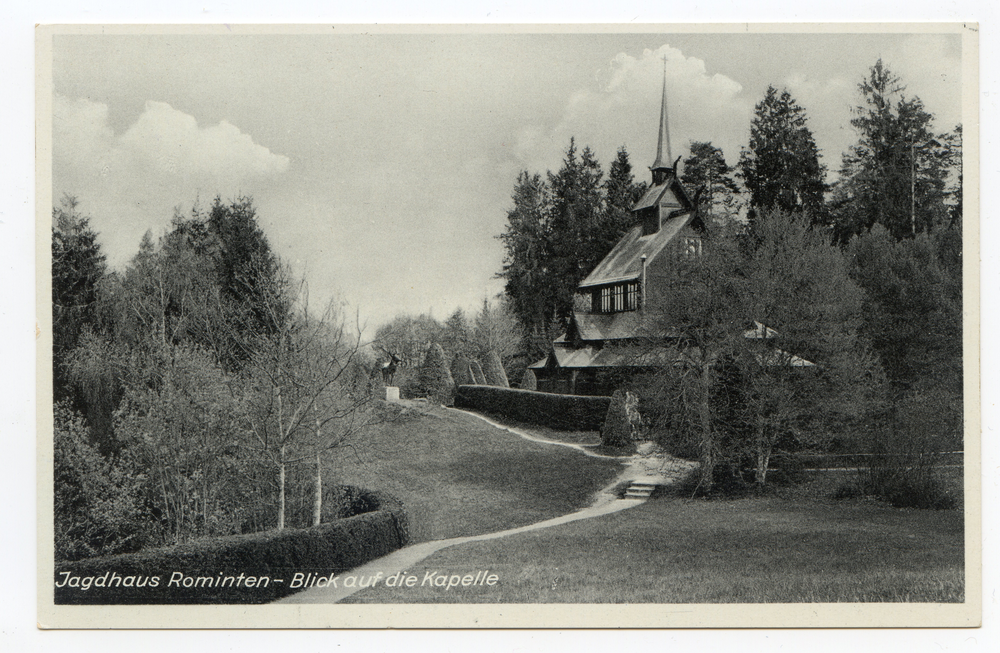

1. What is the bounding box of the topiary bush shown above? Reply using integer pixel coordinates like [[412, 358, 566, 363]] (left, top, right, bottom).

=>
[[469, 360, 486, 385], [600, 390, 632, 447], [519, 369, 537, 391], [482, 350, 510, 388], [412, 343, 454, 404], [450, 355, 474, 386]]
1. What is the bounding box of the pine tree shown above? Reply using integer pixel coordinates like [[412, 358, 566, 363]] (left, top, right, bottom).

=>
[[497, 171, 553, 339], [831, 60, 958, 242], [602, 146, 647, 243], [739, 87, 827, 228], [601, 389, 632, 448], [681, 142, 740, 222], [52, 196, 107, 401], [482, 350, 510, 388], [546, 140, 605, 322]]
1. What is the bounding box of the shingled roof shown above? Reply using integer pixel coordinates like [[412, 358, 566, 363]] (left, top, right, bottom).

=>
[[579, 211, 696, 288]]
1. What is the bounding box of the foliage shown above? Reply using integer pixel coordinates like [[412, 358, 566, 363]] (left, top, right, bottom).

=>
[[643, 210, 883, 491], [441, 308, 472, 362], [454, 385, 611, 431], [54, 404, 152, 561], [481, 349, 510, 388], [373, 313, 442, 367], [472, 299, 521, 368], [469, 360, 487, 385], [845, 225, 962, 393], [497, 141, 645, 355], [831, 60, 960, 242], [600, 390, 632, 447], [519, 369, 537, 391], [52, 196, 107, 402], [53, 193, 374, 552], [738, 86, 827, 227], [681, 141, 741, 221], [54, 491, 409, 604], [844, 389, 959, 510], [412, 343, 455, 404], [450, 355, 475, 386], [114, 344, 254, 542]]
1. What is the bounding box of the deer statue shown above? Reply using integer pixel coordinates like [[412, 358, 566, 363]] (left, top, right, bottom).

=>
[[378, 348, 402, 386]]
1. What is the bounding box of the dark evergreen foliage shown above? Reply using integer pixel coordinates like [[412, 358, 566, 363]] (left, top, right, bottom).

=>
[[830, 60, 960, 242], [739, 86, 827, 228], [681, 141, 740, 221], [413, 343, 455, 404], [600, 390, 632, 447]]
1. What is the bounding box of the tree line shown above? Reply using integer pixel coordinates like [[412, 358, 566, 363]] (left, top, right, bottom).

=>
[[496, 59, 963, 499], [53, 196, 378, 560]]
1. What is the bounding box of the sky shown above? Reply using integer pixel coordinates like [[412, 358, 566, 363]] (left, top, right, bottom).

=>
[[49, 28, 964, 333]]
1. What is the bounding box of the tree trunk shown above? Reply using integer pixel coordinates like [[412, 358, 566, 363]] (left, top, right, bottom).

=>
[[313, 453, 323, 527], [277, 446, 286, 531], [698, 362, 715, 491], [755, 421, 767, 485]]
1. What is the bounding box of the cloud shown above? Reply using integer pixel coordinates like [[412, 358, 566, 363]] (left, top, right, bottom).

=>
[[781, 74, 856, 171], [53, 95, 290, 267], [55, 95, 289, 185], [512, 45, 752, 175]]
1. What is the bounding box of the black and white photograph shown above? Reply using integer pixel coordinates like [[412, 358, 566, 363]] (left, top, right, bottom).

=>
[[35, 23, 979, 629]]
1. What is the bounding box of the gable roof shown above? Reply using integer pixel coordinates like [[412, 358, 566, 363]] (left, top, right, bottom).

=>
[[633, 174, 695, 212], [578, 211, 696, 288]]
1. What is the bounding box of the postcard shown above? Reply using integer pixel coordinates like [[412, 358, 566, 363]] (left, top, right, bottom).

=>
[[36, 23, 980, 628]]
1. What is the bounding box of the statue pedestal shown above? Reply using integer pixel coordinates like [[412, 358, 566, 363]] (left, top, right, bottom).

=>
[[385, 386, 400, 403]]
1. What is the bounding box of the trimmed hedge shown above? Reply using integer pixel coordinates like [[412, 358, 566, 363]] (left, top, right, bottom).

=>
[[54, 490, 409, 605], [454, 384, 611, 431]]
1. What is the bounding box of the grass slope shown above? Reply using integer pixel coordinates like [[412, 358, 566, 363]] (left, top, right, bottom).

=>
[[325, 403, 623, 543], [344, 496, 964, 604]]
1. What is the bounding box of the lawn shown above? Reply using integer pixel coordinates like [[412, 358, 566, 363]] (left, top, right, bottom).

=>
[[323, 402, 623, 543], [343, 494, 964, 603]]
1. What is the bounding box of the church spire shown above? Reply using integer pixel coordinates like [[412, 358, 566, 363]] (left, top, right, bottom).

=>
[[650, 56, 674, 183]]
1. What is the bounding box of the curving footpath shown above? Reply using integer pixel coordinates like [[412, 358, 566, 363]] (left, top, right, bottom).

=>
[[278, 408, 682, 604]]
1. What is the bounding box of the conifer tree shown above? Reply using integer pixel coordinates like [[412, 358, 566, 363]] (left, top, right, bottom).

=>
[[681, 142, 740, 221], [831, 59, 957, 241], [739, 87, 827, 229]]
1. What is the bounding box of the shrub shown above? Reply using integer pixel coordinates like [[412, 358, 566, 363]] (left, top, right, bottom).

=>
[[54, 404, 155, 561], [412, 343, 454, 404], [519, 369, 537, 391], [601, 390, 631, 447], [469, 360, 486, 385], [450, 355, 474, 386], [54, 490, 409, 604], [843, 412, 958, 510], [454, 384, 611, 431], [482, 350, 510, 388]]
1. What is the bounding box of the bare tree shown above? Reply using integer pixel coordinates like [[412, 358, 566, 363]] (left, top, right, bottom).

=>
[[233, 262, 372, 530]]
